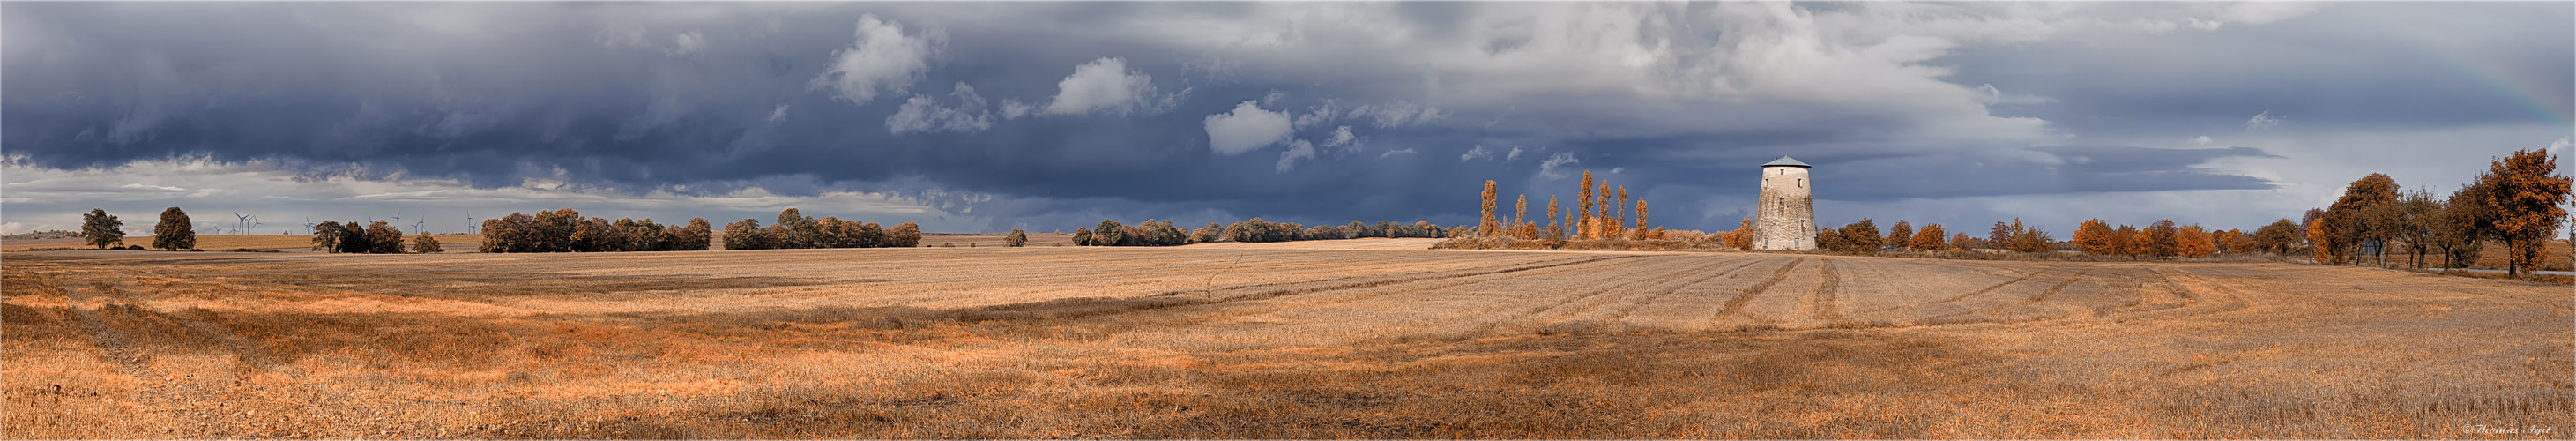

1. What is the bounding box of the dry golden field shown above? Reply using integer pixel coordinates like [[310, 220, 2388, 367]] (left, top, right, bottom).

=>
[[4, 238, 2569, 438], [4, 232, 1077, 252]]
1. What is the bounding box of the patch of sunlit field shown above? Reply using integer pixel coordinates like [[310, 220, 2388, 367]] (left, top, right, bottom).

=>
[[1, 235, 487, 252], [3, 242, 2567, 438]]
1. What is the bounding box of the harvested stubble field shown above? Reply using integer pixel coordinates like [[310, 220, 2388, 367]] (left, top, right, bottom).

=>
[[4, 238, 2568, 438]]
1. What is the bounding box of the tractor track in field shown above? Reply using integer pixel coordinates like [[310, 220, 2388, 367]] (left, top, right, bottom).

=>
[[1475, 258, 1743, 334], [1878, 268, 2049, 316], [960, 255, 1642, 325], [1807, 260, 1844, 322], [1713, 257, 1805, 321], [1596, 258, 1774, 329], [1975, 271, 2088, 317]]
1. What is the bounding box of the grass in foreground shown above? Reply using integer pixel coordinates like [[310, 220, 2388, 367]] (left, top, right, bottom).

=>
[[4, 244, 2567, 438]]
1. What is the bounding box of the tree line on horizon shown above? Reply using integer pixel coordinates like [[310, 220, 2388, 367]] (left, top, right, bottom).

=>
[[1766, 148, 2567, 274], [2299, 148, 2568, 275], [475, 209, 714, 253], [1075, 217, 1455, 246], [59, 206, 459, 254], [718, 208, 920, 250]]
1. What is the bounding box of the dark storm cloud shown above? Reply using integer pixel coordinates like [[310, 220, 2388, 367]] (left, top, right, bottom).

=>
[[1941, 2, 2575, 138], [5, 3, 2565, 233]]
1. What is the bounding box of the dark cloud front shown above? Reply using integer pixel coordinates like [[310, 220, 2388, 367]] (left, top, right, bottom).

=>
[[1941, 2, 2575, 138], [4, 3, 2549, 232]]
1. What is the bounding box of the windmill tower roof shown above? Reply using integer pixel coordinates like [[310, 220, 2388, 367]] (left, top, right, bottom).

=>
[[1760, 156, 1812, 168]]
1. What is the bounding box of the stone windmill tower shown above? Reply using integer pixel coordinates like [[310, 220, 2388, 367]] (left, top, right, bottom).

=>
[[1754, 156, 1816, 250]]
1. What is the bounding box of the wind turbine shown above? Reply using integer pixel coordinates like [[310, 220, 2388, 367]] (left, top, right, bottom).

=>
[[392, 212, 401, 232], [303, 218, 314, 235], [250, 217, 261, 235], [413, 220, 426, 234], [465, 214, 475, 234], [233, 212, 251, 235]]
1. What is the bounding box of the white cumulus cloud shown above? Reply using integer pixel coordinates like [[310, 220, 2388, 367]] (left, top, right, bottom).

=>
[[1203, 101, 1293, 154], [2245, 110, 2282, 131], [1276, 139, 1316, 173], [809, 14, 942, 105], [1537, 152, 1581, 179], [1460, 145, 1493, 161], [887, 83, 995, 135], [1001, 100, 1035, 119], [1323, 125, 1359, 152], [1044, 57, 1162, 116]]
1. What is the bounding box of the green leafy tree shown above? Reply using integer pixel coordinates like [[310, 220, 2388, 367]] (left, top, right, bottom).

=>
[[80, 208, 123, 249], [153, 207, 195, 250]]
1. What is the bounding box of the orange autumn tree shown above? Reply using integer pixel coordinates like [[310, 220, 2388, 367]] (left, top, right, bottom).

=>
[[1911, 223, 1947, 250], [2144, 220, 2181, 258], [1631, 200, 1649, 240], [2075, 219, 2117, 256], [1575, 171, 1595, 239], [2306, 217, 2339, 264], [2483, 148, 2572, 276], [1545, 196, 1564, 241], [2176, 225, 2217, 258], [1888, 220, 1913, 252], [1724, 217, 1754, 250], [1478, 180, 1500, 237]]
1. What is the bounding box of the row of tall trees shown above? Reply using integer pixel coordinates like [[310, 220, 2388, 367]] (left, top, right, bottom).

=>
[[2308, 149, 2568, 275], [479, 209, 715, 252], [2072, 219, 2234, 258], [1470, 170, 1663, 242], [1798, 218, 2051, 255], [720, 208, 919, 250]]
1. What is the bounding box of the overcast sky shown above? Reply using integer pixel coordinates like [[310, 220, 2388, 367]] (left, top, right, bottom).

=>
[[5, 2, 2570, 236]]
